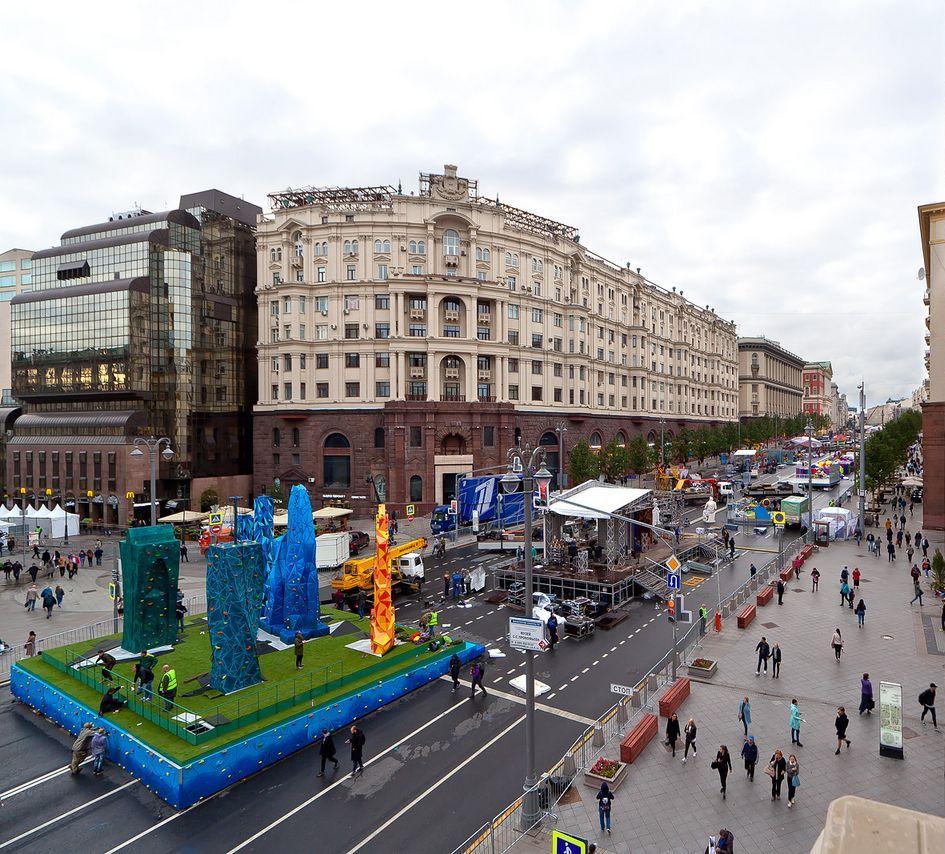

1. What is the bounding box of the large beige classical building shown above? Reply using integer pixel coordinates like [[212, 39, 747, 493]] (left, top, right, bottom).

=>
[[737, 336, 804, 419], [254, 166, 737, 514]]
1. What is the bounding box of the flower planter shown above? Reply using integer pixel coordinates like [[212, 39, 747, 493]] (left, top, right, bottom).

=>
[[687, 658, 717, 680], [583, 758, 629, 790]]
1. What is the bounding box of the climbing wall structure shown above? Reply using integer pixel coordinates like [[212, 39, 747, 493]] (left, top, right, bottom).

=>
[[370, 504, 395, 655], [120, 526, 180, 652]]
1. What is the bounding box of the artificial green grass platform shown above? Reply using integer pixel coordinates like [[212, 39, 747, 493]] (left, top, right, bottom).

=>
[[17, 607, 452, 763]]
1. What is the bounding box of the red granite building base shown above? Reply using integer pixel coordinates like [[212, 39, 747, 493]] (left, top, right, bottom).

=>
[[922, 401, 944, 538]]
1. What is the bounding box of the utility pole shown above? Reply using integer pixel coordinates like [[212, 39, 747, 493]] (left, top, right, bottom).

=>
[[858, 383, 866, 536], [806, 417, 814, 538], [555, 421, 567, 490]]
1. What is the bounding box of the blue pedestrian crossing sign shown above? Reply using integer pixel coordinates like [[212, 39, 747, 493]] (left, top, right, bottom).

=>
[[667, 572, 681, 590], [552, 830, 589, 854]]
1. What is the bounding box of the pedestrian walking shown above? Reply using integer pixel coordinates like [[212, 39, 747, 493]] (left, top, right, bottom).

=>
[[357, 589, 366, 619], [810, 567, 820, 591], [546, 612, 559, 651], [442, 573, 449, 599], [887, 541, 896, 562], [712, 745, 732, 799], [449, 652, 461, 691], [789, 699, 804, 747], [180, 543, 189, 562], [94, 547, 103, 566], [910, 580, 925, 606], [767, 749, 786, 801], [347, 724, 365, 775], [159, 664, 177, 711], [749, 562, 757, 579], [91, 728, 108, 775], [70, 722, 95, 775], [24, 630, 36, 656], [771, 643, 782, 678], [316, 729, 339, 777], [835, 707, 851, 753], [776, 578, 785, 606], [840, 581, 851, 607], [665, 713, 681, 757], [682, 718, 697, 762], [831, 628, 843, 661], [755, 636, 770, 675], [469, 660, 487, 697], [741, 735, 758, 781], [907, 545, 915, 564], [596, 781, 614, 834], [738, 696, 751, 736], [25, 584, 38, 611], [919, 683, 938, 728], [175, 599, 187, 633], [786, 754, 800, 807], [294, 631, 304, 670], [55, 585, 64, 608], [859, 673, 874, 715], [855, 598, 866, 627]]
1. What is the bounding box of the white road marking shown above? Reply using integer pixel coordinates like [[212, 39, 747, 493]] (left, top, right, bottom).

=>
[[570, 675, 580, 682], [2, 780, 138, 850], [619, 640, 626, 645], [601, 653, 609, 659], [581, 667, 590, 674], [547, 692, 556, 699], [592, 660, 599, 666], [0, 761, 89, 801], [444, 677, 594, 725], [343, 716, 526, 854], [558, 684, 569, 691], [610, 646, 618, 652]]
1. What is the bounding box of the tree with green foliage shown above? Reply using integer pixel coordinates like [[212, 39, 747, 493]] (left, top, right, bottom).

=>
[[931, 550, 945, 597], [599, 439, 631, 482], [669, 429, 691, 464], [626, 436, 655, 477], [199, 488, 220, 512], [567, 440, 600, 485]]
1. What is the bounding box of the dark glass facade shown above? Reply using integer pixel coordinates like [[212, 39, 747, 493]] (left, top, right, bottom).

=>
[[8, 191, 261, 518]]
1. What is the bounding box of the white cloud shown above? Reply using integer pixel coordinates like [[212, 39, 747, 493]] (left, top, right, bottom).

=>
[[0, 0, 941, 402]]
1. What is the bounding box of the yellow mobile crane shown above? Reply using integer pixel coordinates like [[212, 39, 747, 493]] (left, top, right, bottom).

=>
[[330, 537, 427, 594]]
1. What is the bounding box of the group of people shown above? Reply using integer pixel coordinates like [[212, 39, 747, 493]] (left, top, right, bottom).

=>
[[23, 583, 66, 617]]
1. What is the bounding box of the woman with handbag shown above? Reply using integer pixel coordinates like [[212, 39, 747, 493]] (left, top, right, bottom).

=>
[[831, 628, 843, 661], [767, 748, 787, 800], [665, 713, 681, 757], [786, 754, 800, 807], [712, 745, 732, 799], [859, 674, 874, 715], [737, 696, 751, 736]]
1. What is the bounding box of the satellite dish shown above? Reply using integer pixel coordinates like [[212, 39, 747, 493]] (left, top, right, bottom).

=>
[[918, 267, 926, 280]]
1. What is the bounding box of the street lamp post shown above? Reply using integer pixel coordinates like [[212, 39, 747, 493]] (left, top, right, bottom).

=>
[[659, 417, 666, 466], [806, 417, 814, 538], [19, 487, 27, 568], [858, 383, 866, 536], [130, 437, 174, 526], [555, 421, 567, 490], [501, 445, 552, 829]]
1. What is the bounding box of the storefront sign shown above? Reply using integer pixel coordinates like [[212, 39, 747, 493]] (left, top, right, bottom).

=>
[[879, 681, 904, 759]]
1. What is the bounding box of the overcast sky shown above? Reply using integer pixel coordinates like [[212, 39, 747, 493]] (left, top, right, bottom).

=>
[[2, 1, 941, 404]]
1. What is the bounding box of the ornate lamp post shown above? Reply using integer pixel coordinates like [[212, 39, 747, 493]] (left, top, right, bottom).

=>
[[129, 437, 174, 526], [501, 445, 552, 828]]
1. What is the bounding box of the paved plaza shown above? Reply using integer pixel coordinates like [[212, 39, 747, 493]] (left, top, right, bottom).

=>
[[515, 526, 945, 853]]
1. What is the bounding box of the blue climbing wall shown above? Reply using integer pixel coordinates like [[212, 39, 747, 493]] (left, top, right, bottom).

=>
[[206, 542, 265, 694], [260, 485, 327, 642], [120, 525, 180, 652]]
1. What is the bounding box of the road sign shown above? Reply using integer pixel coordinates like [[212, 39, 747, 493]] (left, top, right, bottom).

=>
[[449, 499, 458, 515], [666, 554, 681, 573], [551, 830, 589, 854], [208, 511, 223, 526], [667, 572, 681, 590], [509, 616, 547, 652], [771, 511, 786, 528], [108, 581, 116, 601], [610, 683, 633, 696], [405, 503, 415, 518], [472, 509, 479, 532]]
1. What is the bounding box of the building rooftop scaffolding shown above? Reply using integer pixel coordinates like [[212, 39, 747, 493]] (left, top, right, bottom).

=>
[[267, 185, 398, 213]]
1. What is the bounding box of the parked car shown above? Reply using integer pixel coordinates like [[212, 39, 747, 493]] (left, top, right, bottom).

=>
[[348, 531, 370, 555]]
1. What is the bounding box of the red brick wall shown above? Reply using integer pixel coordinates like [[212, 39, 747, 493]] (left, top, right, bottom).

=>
[[922, 401, 944, 538]]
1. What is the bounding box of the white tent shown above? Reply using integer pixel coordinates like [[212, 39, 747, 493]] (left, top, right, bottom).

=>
[[0, 505, 17, 520], [547, 482, 651, 520], [815, 506, 856, 539], [47, 504, 80, 539]]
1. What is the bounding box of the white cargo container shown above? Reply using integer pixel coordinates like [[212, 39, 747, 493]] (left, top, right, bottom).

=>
[[316, 532, 351, 569]]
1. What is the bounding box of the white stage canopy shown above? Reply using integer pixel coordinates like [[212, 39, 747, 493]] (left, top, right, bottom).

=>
[[547, 481, 651, 520]]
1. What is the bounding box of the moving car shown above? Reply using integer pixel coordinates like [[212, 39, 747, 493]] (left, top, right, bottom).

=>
[[348, 530, 370, 555]]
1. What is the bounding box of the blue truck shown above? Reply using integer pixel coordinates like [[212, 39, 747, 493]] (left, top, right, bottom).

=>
[[430, 474, 532, 536]]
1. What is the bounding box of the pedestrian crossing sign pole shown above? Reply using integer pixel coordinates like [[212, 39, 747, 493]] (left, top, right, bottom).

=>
[[551, 829, 588, 854]]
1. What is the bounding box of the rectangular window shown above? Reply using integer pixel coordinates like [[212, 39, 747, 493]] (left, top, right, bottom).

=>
[[375, 294, 390, 310], [531, 308, 543, 323], [375, 352, 390, 368], [375, 323, 390, 339], [508, 304, 519, 319], [344, 323, 359, 339], [378, 264, 389, 280], [508, 330, 519, 345], [345, 353, 360, 368], [317, 267, 326, 283], [315, 324, 328, 340], [271, 384, 279, 400], [531, 386, 543, 401], [483, 426, 495, 446], [408, 324, 426, 336], [412, 265, 423, 275], [554, 388, 562, 402], [317, 382, 329, 398], [346, 265, 356, 280], [316, 353, 329, 369], [299, 324, 306, 340], [508, 358, 519, 373], [376, 381, 390, 397], [315, 296, 329, 313], [531, 333, 543, 348], [299, 382, 306, 399], [345, 382, 360, 397], [507, 276, 516, 291], [283, 297, 292, 314], [476, 271, 486, 281], [532, 360, 542, 375], [410, 426, 423, 447], [283, 354, 292, 371], [283, 382, 292, 399], [508, 384, 519, 400]]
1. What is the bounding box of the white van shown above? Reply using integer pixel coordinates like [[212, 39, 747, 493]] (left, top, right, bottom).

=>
[[397, 552, 425, 581]]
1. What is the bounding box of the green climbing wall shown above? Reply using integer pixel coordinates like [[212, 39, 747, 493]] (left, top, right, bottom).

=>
[[120, 526, 181, 652]]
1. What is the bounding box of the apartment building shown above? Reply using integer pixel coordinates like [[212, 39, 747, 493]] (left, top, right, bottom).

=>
[[737, 336, 804, 419], [254, 166, 738, 514], [802, 361, 834, 420], [7, 191, 260, 525]]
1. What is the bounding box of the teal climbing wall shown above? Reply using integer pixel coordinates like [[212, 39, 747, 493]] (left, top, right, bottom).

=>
[[120, 526, 181, 652]]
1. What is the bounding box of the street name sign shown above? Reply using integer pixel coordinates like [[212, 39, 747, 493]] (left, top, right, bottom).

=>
[[509, 616, 547, 652]]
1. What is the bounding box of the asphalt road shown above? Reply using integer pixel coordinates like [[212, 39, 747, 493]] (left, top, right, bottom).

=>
[[0, 470, 852, 853]]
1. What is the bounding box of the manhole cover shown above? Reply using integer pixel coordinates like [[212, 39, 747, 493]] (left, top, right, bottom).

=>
[[762, 622, 779, 629], [881, 634, 894, 640], [902, 726, 920, 739], [792, 588, 805, 593]]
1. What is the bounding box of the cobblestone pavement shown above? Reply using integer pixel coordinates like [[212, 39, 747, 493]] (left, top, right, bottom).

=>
[[514, 522, 945, 853]]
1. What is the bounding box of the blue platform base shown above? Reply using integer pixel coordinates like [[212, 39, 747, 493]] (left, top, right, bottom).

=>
[[11, 641, 484, 808]]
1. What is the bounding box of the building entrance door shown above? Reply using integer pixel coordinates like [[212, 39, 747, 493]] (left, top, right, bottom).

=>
[[442, 472, 458, 504]]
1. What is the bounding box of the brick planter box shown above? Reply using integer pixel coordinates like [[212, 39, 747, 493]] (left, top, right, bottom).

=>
[[737, 603, 757, 628], [658, 677, 691, 717], [779, 567, 794, 583], [756, 586, 774, 606], [620, 712, 657, 764], [583, 758, 630, 790], [687, 657, 717, 680]]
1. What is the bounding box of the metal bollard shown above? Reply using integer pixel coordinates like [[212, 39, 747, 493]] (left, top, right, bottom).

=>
[[617, 701, 629, 725], [631, 689, 643, 709], [647, 673, 658, 692], [592, 724, 605, 747], [562, 753, 577, 778]]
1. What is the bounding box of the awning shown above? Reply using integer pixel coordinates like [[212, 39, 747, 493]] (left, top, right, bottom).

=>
[[159, 510, 208, 523], [547, 482, 651, 520], [732, 449, 757, 458], [313, 507, 353, 520]]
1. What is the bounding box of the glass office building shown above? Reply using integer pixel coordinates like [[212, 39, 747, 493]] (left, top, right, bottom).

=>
[[8, 191, 261, 524]]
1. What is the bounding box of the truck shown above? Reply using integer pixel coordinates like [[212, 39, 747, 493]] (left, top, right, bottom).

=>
[[781, 495, 810, 528], [431, 474, 534, 536], [315, 532, 351, 570], [330, 537, 428, 597]]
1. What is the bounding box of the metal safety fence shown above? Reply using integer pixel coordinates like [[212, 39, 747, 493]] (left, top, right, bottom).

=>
[[450, 531, 813, 854]]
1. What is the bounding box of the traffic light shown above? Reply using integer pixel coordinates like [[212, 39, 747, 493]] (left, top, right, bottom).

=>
[[667, 596, 676, 622]]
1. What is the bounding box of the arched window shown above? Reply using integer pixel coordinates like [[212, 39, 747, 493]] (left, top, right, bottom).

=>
[[270, 248, 278, 263], [443, 297, 462, 312], [514, 427, 522, 446], [273, 427, 281, 447], [323, 433, 351, 488], [321, 241, 328, 256], [409, 475, 423, 502], [351, 239, 359, 255], [374, 239, 382, 254], [615, 431, 627, 447], [292, 427, 300, 447], [382, 240, 391, 254], [539, 431, 558, 446], [409, 240, 417, 253], [475, 247, 482, 261], [374, 427, 385, 448], [505, 252, 512, 267], [344, 240, 352, 255], [294, 231, 303, 258], [589, 431, 603, 450], [443, 229, 459, 256], [482, 248, 490, 262], [417, 240, 426, 254]]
